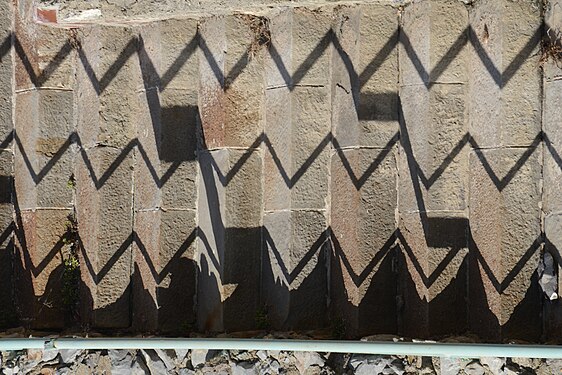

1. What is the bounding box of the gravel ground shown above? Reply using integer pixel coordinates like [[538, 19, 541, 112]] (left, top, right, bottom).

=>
[[1, 347, 561, 374], [0, 331, 560, 374]]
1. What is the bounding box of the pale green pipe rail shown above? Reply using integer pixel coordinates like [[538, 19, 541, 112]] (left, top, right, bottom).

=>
[[1, 338, 562, 358]]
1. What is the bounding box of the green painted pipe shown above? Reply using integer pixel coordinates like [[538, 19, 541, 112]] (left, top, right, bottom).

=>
[[1, 338, 562, 358]]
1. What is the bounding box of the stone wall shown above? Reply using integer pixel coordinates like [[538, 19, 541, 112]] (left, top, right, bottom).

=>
[[0, 0, 560, 342]]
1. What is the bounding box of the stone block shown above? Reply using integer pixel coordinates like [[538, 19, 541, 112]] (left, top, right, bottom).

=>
[[76, 146, 134, 328], [0, 150, 13, 204], [13, 209, 72, 329], [15, 22, 75, 90], [0, 5, 12, 147], [544, 214, 562, 341], [264, 7, 291, 89], [131, 210, 159, 332], [291, 7, 332, 86], [330, 147, 398, 336], [330, 3, 399, 149], [15, 90, 75, 210], [468, 0, 542, 148], [399, 83, 468, 213], [0, 197, 14, 327], [291, 86, 330, 210], [468, 147, 542, 341], [544, 0, 562, 81], [159, 18, 199, 90], [96, 26, 140, 148], [198, 16, 226, 150], [400, 0, 468, 87], [543, 79, 562, 215], [199, 15, 265, 149], [75, 26, 100, 149], [131, 209, 197, 333], [159, 93, 198, 210], [264, 86, 291, 211], [398, 212, 468, 338], [197, 149, 262, 332], [158, 209, 197, 332], [262, 210, 328, 330], [134, 86, 198, 210]]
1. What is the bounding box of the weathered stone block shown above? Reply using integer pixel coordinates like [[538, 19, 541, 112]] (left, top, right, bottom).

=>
[[264, 86, 291, 211], [96, 26, 140, 148], [76, 146, 134, 328], [0, 193, 14, 328], [262, 210, 328, 330], [197, 149, 262, 332], [160, 93, 198, 210], [544, 214, 562, 341], [399, 83, 468, 213], [131, 209, 159, 332], [398, 212, 468, 338], [199, 15, 265, 149], [400, 0, 468, 86], [291, 7, 332, 86], [13, 209, 72, 329], [468, 147, 542, 341], [0, 2, 12, 147], [544, 0, 562, 81], [159, 18, 199, 90], [264, 7, 291, 89], [468, 0, 542, 148], [332, 3, 399, 149], [291, 86, 330, 210], [15, 21, 75, 90], [15, 90, 75, 210], [0, 150, 13, 204], [543, 79, 562, 215], [131, 209, 197, 333], [158, 209, 197, 332], [134, 85, 198, 210], [330, 147, 398, 336]]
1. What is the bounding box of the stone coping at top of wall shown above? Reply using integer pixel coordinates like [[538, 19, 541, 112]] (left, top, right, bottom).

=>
[[35, 0, 411, 25]]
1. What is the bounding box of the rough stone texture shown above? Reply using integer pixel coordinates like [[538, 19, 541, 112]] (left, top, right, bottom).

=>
[[262, 210, 329, 330], [0, 0, 15, 329], [398, 83, 468, 213], [197, 149, 262, 332], [400, 0, 468, 86], [263, 8, 332, 211], [0, 0, 12, 145], [543, 0, 562, 341], [330, 148, 398, 337], [468, 0, 542, 148], [75, 147, 134, 329], [398, 212, 469, 338], [132, 209, 197, 333], [260, 6, 332, 332], [131, 20, 200, 333], [544, 214, 562, 341], [13, 209, 72, 329], [158, 17, 199, 211], [2, 0, 558, 342], [469, 148, 542, 342], [543, 78, 562, 216], [398, 0, 469, 339], [14, 90, 75, 210], [199, 14, 265, 149], [14, 20, 75, 91]]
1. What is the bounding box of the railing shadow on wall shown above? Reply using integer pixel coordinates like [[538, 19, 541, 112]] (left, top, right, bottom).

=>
[[0, 12, 560, 341]]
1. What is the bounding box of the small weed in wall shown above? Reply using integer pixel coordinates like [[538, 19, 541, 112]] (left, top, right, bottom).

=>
[[255, 304, 271, 330], [331, 316, 346, 340], [61, 213, 81, 321]]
